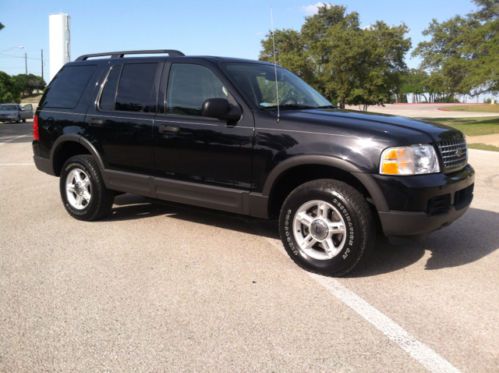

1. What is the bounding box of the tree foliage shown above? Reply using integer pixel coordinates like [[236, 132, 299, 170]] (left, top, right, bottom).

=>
[[0, 72, 20, 103], [12, 74, 46, 97], [259, 4, 411, 109], [0, 72, 46, 103], [413, 0, 498, 97]]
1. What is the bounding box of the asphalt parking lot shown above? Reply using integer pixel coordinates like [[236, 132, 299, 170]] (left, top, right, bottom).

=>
[[1, 121, 498, 372]]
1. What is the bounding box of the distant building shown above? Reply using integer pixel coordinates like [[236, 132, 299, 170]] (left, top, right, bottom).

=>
[[49, 13, 70, 82]]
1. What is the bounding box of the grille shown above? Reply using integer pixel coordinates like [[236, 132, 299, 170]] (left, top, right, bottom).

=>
[[437, 139, 467, 172]]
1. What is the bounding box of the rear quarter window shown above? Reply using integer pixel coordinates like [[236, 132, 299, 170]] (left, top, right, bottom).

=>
[[41, 65, 96, 109]]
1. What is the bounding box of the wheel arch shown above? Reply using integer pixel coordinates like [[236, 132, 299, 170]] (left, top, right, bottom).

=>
[[264, 156, 388, 219], [51, 135, 105, 176]]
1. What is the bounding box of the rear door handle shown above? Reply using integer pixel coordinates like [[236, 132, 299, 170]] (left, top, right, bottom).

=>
[[158, 124, 179, 134], [88, 117, 105, 127]]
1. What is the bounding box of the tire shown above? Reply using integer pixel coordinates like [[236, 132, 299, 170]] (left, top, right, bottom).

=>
[[279, 179, 374, 276], [22, 118, 26, 123], [60, 155, 114, 221], [15, 116, 21, 124]]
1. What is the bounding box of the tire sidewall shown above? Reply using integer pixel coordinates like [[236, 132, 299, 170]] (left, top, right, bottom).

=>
[[280, 185, 367, 275]]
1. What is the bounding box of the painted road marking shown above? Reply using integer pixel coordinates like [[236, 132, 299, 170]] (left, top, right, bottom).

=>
[[265, 237, 460, 373], [0, 135, 31, 146], [0, 162, 33, 166]]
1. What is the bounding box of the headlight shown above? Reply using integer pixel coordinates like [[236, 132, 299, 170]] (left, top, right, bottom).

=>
[[379, 144, 440, 175]]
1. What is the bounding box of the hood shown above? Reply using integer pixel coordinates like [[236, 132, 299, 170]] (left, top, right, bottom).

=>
[[279, 108, 463, 144]]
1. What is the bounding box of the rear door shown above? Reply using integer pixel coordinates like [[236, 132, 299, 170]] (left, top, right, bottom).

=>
[[86, 61, 162, 173], [153, 62, 254, 189]]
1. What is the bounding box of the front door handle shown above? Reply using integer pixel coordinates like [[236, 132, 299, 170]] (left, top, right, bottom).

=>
[[88, 117, 105, 127], [158, 124, 179, 134]]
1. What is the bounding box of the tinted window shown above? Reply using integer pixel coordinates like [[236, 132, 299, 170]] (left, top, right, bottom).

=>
[[43, 65, 96, 109], [167, 64, 228, 116], [99, 65, 121, 111], [115, 63, 158, 112]]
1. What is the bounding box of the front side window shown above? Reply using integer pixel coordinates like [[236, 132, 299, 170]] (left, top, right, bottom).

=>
[[166, 64, 228, 116], [115, 63, 159, 112], [223, 63, 331, 110]]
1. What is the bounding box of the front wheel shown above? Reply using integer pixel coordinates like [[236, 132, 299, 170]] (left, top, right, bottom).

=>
[[279, 179, 374, 276], [60, 155, 114, 221]]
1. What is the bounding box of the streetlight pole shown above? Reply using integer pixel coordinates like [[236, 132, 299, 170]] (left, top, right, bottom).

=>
[[24, 52, 28, 74], [41, 49, 44, 81]]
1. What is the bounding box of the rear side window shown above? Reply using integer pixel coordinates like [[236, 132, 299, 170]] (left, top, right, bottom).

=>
[[99, 65, 121, 111], [166, 64, 228, 116], [42, 65, 96, 109], [115, 63, 159, 112]]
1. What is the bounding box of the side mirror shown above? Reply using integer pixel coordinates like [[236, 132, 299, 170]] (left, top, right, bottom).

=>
[[201, 98, 241, 123]]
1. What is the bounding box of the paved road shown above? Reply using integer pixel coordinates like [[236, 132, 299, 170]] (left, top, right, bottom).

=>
[[346, 103, 499, 118], [1, 122, 498, 372]]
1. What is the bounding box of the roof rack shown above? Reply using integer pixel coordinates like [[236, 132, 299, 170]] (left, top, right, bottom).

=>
[[75, 49, 185, 61]]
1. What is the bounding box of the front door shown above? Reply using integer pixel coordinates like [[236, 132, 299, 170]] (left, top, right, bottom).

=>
[[154, 62, 254, 190]]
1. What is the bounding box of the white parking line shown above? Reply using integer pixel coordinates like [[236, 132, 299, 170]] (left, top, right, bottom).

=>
[[0, 135, 31, 146], [0, 162, 33, 166], [265, 237, 460, 373]]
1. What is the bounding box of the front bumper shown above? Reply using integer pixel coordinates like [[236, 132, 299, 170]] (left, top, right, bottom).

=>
[[374, 165, 474, 236]]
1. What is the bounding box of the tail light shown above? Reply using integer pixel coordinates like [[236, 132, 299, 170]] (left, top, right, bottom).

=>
[[33, 114, 39, 141]]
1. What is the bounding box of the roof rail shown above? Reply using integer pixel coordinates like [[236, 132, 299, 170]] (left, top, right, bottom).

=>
[[75, 49, 185, 61]]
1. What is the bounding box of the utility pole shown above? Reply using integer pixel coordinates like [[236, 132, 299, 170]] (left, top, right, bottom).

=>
[[41, 49, 44, 81], [24, 52, 28, 74]]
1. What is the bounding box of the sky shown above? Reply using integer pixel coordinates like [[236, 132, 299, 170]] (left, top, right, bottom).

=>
[[0, 0, 478, 80]]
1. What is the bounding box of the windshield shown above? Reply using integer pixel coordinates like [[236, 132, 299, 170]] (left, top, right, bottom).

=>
[[0, 105, 18, 111], [223, 63, 332, 110]]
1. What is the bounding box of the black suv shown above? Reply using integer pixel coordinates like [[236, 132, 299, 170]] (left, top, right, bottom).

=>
[[33, 49, 474, 275]]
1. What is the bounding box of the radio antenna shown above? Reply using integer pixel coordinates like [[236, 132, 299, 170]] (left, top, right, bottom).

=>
[[270, 8, 280, 123]]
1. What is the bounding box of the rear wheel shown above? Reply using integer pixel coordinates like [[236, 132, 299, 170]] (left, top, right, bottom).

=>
[[279, 179, 374, 276], [60, 155, 114, 221]]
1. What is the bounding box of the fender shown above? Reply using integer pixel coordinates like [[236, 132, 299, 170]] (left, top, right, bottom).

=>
[[50, 134, 106, 174], [262, 155, 389, 212]]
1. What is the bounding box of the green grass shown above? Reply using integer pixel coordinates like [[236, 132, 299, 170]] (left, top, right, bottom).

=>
[[468, 143, 499, 152], [439, 104, 499, 113], [424, 117, 499, 136]]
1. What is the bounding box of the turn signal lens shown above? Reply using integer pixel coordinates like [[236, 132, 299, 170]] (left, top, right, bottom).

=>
[[33, 114, 39, 141], [379, 144, 440, 175]]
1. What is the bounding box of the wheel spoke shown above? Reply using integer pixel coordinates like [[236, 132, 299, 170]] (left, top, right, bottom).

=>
[[328, 221, 346, 235], [321, 238, 338, 256], [317, 202, 329, 219], [81, 177, 91, 188], [302, 234, 317, 249], [66, 184, 76, 194], [82, 191, 91, 202], [296, 212, 314, 228]]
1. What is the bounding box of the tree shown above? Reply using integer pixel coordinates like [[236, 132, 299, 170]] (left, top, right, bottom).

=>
[[0, 72, 20, 103], [413, 0, 498, 97], [259, 4, 411, 109], [12, 74, 46, 98], [0, 23, 4, 31]]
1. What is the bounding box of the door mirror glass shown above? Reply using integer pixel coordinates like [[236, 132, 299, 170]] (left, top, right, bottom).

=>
[[201, 98, 241, 122]]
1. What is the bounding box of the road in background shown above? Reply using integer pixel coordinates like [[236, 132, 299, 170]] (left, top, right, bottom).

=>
[[1, 122, 498, 372], [346, 103, 499, 118]]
